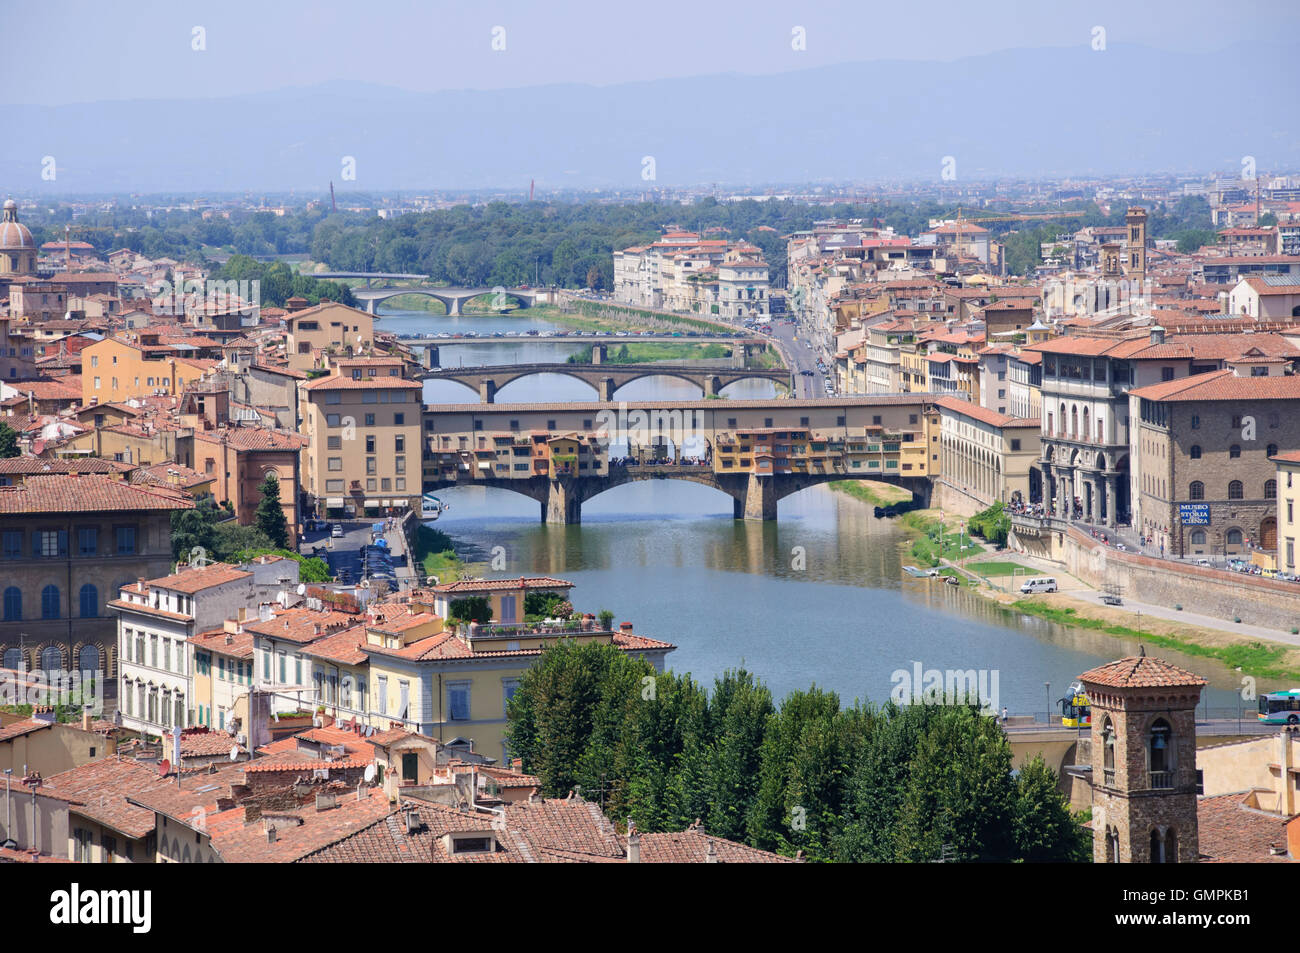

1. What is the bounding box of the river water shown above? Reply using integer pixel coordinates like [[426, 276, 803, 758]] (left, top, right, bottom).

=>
[[380, 308, 1258, 715]]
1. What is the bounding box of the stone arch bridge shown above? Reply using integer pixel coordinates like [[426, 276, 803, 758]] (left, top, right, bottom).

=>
[[418, 362, 794, 402], [425, 463, 931, 524]]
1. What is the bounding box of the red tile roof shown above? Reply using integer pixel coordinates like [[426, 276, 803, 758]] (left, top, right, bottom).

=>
[[1197, 793, 1294, 863], [0, 474, 194, 515], [1078, 655, 1207, 689]]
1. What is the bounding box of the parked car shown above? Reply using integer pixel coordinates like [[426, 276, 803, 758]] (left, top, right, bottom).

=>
[[331, 525, 344, 539], [1019, 577, 1059, 594]]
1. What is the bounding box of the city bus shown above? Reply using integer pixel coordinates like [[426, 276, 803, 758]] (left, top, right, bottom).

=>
[[1059, 681, 1091, 728], [1258, 689, 1300, 724]]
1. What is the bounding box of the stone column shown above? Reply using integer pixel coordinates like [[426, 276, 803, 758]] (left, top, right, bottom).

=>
[[743, 473, 777, 521], [543, 479, 582, 524], [1040, 467, 1051, 510], [1088, 477, 1100, 523], [1105, 474, 1118, 529]]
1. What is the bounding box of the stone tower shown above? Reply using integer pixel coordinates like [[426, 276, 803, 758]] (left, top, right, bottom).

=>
[[1080, 653, 1206, 863], [1124, 206, 1148, 285]]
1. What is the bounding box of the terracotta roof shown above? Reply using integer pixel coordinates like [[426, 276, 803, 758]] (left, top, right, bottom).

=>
[[431, 577, 574, 594], [1197, 793, 1294, 863], [140, 563, 252, 595], [934, 395, 1037, 429], [1130, 369, 1300, 403], [299, 624, 368, 665], [301, 375, 421, 391], [43, 757, 174, 839], [244, 606, 357, 644], [192, 426, 307, 451], [0, 474, 194, 515], [1078, 655, 1207, 689], [0, 456, 132, 475], [0, 719, 52, 742], [188, 628, 257, 660], [636, 827, 797, 863]]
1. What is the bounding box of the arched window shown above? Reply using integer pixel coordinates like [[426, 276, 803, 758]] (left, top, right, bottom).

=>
[[40, 645, 62, 672], [1102, 718, 1116, 785], [1229, 445, 1241, 459], [2, 647, 22, 670], [1268, 444, 1279, 457], [1149, 719, 1172, 788], [1265, 480, 1277, 500], [79, 584, 98, 618], [1227, 528, 1244, 546], [1189, 445, 1201, 459], [1191, 529, 1207, 545], [1107, 828, 1120, 863], [78, 644, 100, 676], [1228, 480, 1244, 500], [1189, 481, 1204, 500], [2, 587, 19, 621], [40, 585, 60, 620], [1150, 829, 1166, 863]]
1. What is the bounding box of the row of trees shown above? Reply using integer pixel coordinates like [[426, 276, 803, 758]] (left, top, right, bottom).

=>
[[168, 475, 329, 581], [23, 194, 1216, 289], [505, 642, 1088, 862]]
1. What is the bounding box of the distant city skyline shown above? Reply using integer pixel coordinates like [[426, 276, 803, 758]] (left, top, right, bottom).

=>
[[3, 0, 1296, 106]]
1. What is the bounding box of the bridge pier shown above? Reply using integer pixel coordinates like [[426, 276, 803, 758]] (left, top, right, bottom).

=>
[[447, 297, 462, 317], [422, 345, 439, 369], [479, 379, 496, 403], [591, 344, 607, 364], [598, 377, 615, 401], [543, 479, 582, 524], [366, 298, 377, 315], [705, 375, 721, 397], [741, 474, 777, 521]]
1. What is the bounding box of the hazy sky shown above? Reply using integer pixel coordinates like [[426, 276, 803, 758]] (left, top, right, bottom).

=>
[[3, 0, 1294, 105]]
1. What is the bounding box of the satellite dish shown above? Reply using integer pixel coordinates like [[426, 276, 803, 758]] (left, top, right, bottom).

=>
[[363, 764, 376, 783], [158, 759, 171, 777], [297, 584, 306, 595], [229, 745, 239, 762]]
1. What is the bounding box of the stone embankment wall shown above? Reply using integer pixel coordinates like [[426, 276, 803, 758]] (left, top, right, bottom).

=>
[[1059, 527, 1300, 631]]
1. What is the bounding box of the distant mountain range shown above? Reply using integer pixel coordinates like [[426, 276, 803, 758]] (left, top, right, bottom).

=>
[[3, 42, 1296, 194]]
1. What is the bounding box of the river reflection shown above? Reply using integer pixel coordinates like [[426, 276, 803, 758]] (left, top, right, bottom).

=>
[[394, 309, 1259, 714]]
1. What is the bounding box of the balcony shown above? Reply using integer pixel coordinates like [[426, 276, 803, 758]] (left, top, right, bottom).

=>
[[1149, 770, 1173, 790]]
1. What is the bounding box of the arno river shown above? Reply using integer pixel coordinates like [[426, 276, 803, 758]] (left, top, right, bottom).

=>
[[382, 308, 1256, 716]]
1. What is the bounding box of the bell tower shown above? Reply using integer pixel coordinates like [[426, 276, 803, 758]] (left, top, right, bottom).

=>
[[1080, 652, 1205, 863], [1123, 206, 1148, 285]]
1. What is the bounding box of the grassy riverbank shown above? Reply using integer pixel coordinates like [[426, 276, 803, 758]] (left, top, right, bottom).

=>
[[1010, 597, 1300, 680], [828, 480, 914, 507], [412, 525, 482, 583]]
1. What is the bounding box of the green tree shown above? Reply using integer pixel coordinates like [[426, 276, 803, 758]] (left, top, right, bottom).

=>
[[0, 421, 20, 458], [254, 473, 290, 550], [893, 706, 1018, 862], [170, 495, 219, 561], [448, 596, 492, 624], [211, 522, 273, 561], [1013, 755, 1090, 862], [507, 641, 652, 798]]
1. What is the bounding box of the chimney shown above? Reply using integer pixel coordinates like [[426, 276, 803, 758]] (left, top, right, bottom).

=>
[[1149, 325, 1166, 345], [266, 826, 277, 843], [619, 622, 634, 634], [81, 706, 92, 733], [705, 839, 718, 863], [627, 821, 640, 864]]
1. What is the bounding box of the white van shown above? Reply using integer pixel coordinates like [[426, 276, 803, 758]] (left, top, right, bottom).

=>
[[1019, 577, 1058, 594]]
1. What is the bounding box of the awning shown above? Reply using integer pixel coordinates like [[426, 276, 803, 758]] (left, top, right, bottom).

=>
[[381, 499, 392, 506], [365, 498, 383, 506], [325, 497, 345, 507]]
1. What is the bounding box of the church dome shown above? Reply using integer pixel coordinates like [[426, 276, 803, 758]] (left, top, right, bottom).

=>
[[0, 199, 35, 251]]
